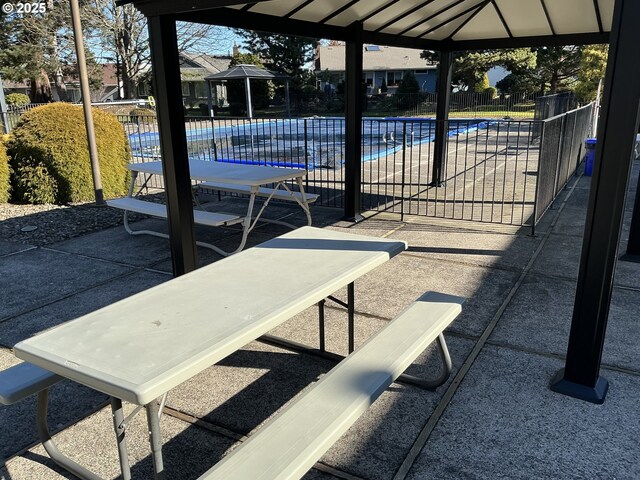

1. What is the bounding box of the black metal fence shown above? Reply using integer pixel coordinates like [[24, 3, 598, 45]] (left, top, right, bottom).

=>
[[2, 100, 592, 232], [535, 103, 594, 226], [213, 91, 539, 119], [120, 108, 592, 232], [534, 92, 578, 122]]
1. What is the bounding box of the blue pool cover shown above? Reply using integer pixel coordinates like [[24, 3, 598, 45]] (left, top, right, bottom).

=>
[[128, 117, 489, 170]]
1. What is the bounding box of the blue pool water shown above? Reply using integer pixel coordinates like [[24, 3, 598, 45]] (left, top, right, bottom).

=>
[[128, 117, 489, 170]]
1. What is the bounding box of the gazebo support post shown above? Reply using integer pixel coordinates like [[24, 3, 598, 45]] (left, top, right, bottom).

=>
[[550, 0, 640, 404], [244, 77, 253, 118], [344, 21, 364, 222], [285, 80, 291, 118], [148, 15, 198, 276], [206, 79, 214, 117], [622, 170, 640, 259], [431, 50, 453, 187]]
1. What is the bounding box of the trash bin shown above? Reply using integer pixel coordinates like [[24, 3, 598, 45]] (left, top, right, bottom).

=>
[[584, 138, 597, 176]]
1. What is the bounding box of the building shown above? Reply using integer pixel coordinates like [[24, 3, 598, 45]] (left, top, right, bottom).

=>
[[2, 64, 120, 103], [315, 43, 437, 94], [179, 52, 233, 108]]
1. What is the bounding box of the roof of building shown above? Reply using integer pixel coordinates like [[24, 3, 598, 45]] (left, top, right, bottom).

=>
[[205, 64, 288, 81], [316, 44, 435, 72], [180, 52, 233, 81]]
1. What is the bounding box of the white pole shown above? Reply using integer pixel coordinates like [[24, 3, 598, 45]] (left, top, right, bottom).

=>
[[592, 78, 603, 137], [244, 77, 253, 119]]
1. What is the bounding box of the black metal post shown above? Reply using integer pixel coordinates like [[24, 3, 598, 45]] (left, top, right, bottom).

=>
[[431, 50, 453, 187], [550, 0, 640, 404], [148, 16, 198, 276], [344, 22, 364, 222], [623, 170, 640, 259]]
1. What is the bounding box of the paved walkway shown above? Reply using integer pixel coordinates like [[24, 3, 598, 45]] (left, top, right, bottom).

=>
[[1, 161, 639, 479]]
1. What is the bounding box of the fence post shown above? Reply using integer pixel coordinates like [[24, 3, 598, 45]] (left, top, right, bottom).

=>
[[0, 75, 9, 134], [400, 122, 407, 221], [552, 115, 567, 197]]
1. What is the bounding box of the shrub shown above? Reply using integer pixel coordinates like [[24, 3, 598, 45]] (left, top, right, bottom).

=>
[[5, 93, 30, 108], [198, 103, 210, 116], [8, 102, 130, 204], [129, 107, 156, 122], [0, 135, 10, 203], [484, 87, 498, 99]]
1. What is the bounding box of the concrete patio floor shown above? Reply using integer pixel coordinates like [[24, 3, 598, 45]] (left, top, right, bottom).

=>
[[1, 160, 639, 479]]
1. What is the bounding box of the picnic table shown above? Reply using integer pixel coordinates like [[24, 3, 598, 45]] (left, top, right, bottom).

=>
[[108, 159, 318, 256], [14, 226, 407, 479]]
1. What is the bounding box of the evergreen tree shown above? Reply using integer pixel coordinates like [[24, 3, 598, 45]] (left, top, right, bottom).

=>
[[0, 1, 102, 102], [233, 30, 317, 93], [421, 48, 536, 92]]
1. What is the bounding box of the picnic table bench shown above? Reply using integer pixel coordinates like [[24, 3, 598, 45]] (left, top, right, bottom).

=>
[[5, 227, 463, 480], [108, 159, 315, 256]]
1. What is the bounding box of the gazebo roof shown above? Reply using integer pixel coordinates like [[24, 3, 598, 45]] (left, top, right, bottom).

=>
[[204, 64, 288, 81], [120, 0, 612, 50]]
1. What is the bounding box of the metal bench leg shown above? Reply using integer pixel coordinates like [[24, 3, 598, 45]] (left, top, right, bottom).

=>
[[294, 177, 313, 226], [36, 390, 102, 480], [111, 397, 132, 480], [398, 333, 453, 390], [146, 400, 166, 480], [347, 282, 355, 354], [318, 300, 326, 352]]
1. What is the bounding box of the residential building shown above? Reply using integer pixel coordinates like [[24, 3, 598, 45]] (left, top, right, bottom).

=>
[[315, 43, 437, 94], [2, 63, 120, 103], [179, 52, 233, 108]]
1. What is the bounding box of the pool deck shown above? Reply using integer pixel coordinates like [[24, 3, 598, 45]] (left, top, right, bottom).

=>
[[1, 159, 639, 479]]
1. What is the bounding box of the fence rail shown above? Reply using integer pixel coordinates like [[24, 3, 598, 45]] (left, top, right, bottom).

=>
[[212, 91, 540, 119], [2, 100, 593, 232], [534, 103, 594, 226]]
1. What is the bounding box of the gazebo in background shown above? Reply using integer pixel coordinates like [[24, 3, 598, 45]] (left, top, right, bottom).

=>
[[118, 0, 640, 406], [204, 64, 290, 118]]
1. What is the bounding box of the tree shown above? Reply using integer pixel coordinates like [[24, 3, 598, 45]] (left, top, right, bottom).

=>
[[574, 45, 608, 101], [233, 31, 317, 92], [397, 72, 420, 95], [533, 46, 582, 94], [495, 73, 538, 94], [421, 49, 536, 92], [89, 1, 233, 98], [0, 1, 100, 102], [494, 46, 584, 95]]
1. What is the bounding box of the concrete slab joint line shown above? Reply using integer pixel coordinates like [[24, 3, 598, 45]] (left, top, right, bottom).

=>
[[392, 172, 585, 480]]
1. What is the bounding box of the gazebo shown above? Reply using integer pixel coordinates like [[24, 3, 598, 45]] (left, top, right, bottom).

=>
[[204, 64, 290, 118], [117, 0, 639, 405]]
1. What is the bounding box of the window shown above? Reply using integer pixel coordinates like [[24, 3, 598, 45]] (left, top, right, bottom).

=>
[[363, 72, 374, 87], [365, 45, 380, 51], [386, 71, 403, 87], [195, 82, 208, 99], [181, 82, 190, 96]]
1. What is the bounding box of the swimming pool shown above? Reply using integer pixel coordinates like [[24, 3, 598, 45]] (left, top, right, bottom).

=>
[[128, 117, 489, 170]]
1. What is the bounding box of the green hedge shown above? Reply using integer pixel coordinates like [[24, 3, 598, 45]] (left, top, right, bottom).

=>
[[8, 102, 131, 204], [0, 136, 10, 203], [5, 93, 30, 107], [129, 107, 156, 122]]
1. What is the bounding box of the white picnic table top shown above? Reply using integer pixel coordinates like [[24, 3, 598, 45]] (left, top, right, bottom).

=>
[[129, 159, 307, 186], [14, 227, 406, 405]]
